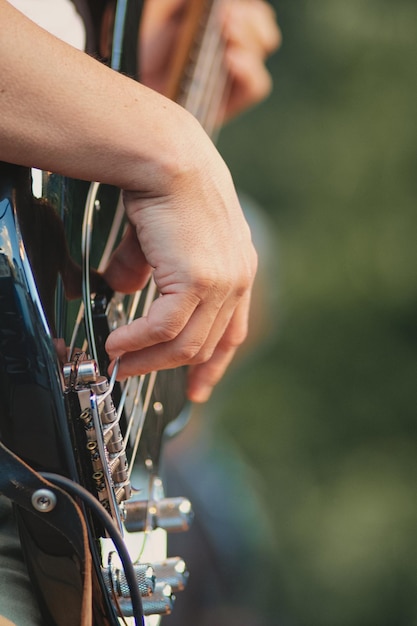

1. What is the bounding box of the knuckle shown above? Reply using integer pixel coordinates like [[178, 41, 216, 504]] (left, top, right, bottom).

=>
[[224, 325, 249, 350], [235, 274, 250, 297], [150, 320, 180, 343], [235, 266, 257, 299], [190, 345, 215, 365], [174, 342, 201, 363], [148, 304, 196, 344], [191, 274, 221, 299]]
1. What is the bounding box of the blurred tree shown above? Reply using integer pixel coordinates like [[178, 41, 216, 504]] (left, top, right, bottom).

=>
[[214, 1, 417, 625]]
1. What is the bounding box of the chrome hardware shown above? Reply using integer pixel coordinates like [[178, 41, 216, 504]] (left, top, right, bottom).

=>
[[152, 558, 189, 593], [92, 381, 117, 424], [63, 356, 98, 389], [76, 359, 99, 385], [92, 471, 106, 491], [64, 357, 132, 527], [141, 583, 175, 617], [61, 353, 190, 620], [105, 425, 123, 454], [79, 407, 94, 430], [86, 440, 100, 461], [101, 558, 155, 600], [124, 496, 194, 533], [62, 362, 73, 389], [90, 376, 109, 396], [118, 583, 174, 618], [31, 489, 57, 513], [106, 293, 127, 331], [156, 497, 193, 532]]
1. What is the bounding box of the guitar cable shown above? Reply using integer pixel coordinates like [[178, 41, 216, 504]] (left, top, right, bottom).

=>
[[40, 472, 145, 626]]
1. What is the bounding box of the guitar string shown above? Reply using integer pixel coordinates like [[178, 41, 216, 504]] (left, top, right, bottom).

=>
[[125, 0, 230, 475], [76, 178, 157, 479], [120, 283, 157, 450], [79, 184, 158, 560], [69, 187, 126, 358], [81, 180, 100, 365], [77, 0, 230, 508], [180, 0, 229, 135], [120, 0, 231, 475], [53, 2, 231, 619], [181, 30, 222, 119]]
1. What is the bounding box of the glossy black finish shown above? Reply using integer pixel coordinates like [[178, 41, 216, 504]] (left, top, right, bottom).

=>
[[0, 163, 189, 625], [0, 168, 76, 477]]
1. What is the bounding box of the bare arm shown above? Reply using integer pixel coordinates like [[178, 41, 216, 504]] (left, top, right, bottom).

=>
[[0, 0, 257, 402]]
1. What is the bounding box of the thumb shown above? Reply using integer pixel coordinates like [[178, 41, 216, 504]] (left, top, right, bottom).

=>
[[101, 224, 152, 293]]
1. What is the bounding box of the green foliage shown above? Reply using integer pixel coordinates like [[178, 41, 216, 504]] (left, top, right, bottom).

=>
[[214, 1, 417, 624]]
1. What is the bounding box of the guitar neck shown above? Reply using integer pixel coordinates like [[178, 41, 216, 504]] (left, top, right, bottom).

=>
[[166, 0, 228, 137]]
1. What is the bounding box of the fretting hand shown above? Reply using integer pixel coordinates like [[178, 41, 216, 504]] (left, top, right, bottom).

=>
[[140, 0, 281, 121], [103, 112, 257, 403], [0, 0, 263, 403]]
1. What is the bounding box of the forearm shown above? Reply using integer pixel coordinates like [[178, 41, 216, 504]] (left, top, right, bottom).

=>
[[0, 0, 257, 403], [0, 0, 207, 192]]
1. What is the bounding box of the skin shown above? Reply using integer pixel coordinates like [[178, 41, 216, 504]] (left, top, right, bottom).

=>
[[0, 0, 279, 402], [140, 0, 281, 119]]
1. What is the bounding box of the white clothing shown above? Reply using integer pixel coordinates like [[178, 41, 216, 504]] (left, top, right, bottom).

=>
[[6, 0, 86, 49]]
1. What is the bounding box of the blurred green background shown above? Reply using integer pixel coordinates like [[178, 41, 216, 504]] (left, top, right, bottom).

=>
[[213, 1, 417, 624]]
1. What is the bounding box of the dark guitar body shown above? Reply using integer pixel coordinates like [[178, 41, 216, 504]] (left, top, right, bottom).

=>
[[0, 163, 117, 625], [0, 0, 219, 620], [0, 162, 188, 625]]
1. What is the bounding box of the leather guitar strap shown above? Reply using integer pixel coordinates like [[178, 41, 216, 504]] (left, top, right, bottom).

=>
[[0, 441, 92, 626]]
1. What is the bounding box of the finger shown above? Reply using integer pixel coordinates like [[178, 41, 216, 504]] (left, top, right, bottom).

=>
[[222, 0, 281, 59], [102, 224, 152, 293], [186, 291, 252, 402], [224, 46, 273, 118], [179, 287, 246, 366], [117, 288, 251, 398], [106, 280, 247, 378], [105, 288, 226, 378], [105, 288, 204, 360]]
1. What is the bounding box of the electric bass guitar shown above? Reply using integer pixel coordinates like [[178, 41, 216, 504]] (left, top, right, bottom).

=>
[[0, 1, 229, 625]]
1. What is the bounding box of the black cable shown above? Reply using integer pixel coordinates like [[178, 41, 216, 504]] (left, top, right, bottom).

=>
[[40, 472, 144, 626]]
